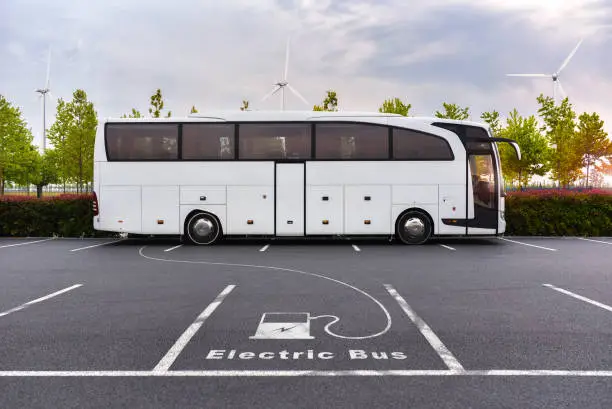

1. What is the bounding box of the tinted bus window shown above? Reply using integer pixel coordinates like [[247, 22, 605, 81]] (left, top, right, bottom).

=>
[[393, 128, 454, 160], [315, 123, 388, 159], [182, 124, 235, 160], [106, 124, 178, 160], [239, 123, 311, 160]]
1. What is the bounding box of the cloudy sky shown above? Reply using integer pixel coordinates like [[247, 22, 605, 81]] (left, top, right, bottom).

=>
[[1, 0, 611, 149]]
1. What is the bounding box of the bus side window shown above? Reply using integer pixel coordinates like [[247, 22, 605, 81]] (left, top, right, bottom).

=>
[[315, 123, 387, 160], [182, 124, 235, 160], [238, 124, 311, 160], [392, 128, 454, 160], [106, 124, 178, 160]]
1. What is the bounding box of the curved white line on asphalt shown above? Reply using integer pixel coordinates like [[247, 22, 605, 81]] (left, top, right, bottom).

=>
[[308, 314, 345, 339], [138, 246, 391, 340]]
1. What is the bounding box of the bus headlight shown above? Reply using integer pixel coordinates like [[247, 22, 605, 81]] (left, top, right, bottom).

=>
[[500, 211, 505, 221]]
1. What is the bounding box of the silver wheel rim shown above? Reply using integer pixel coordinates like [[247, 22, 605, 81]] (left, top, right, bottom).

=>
[[194, 218, 214, 237], [403, 217, 425, 239], [189, 215, 219, 244]]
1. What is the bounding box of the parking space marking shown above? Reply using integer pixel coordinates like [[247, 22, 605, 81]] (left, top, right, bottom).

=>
[[543, 284, 612, 313], [352, 244, 361, 252], [0, 238, 55, 249], [439, 244, 456, 251], [153, 285, 236, 372], [578, 237, 612, 245], [70, 239, 124, 252], [164, 244, 183, 252], [259, 244, 270, 252], [384, 284, 464, 371], [2, 369, 612, 377], [0, 284, 83, 318], [139, 246, 392, 340], [498, 237, 558, 252]]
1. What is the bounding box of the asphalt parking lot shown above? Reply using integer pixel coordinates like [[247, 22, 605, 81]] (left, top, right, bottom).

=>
[[1, 235, 612, 408]]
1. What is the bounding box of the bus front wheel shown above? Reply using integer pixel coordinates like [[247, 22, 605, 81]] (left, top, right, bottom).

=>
[[396, 211, 432, 245], [186, 212, 221, 245]]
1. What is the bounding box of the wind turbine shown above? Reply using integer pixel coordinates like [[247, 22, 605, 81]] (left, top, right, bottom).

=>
[[261, 38, 309, 110], [35, 47, 52, 152], [507, 39, 583, 103]]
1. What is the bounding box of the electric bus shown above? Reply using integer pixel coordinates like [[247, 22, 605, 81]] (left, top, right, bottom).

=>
[[92, 111, 520, 245]]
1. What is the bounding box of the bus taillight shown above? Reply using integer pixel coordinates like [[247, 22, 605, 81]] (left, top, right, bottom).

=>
[[93, 191, 99, 216]]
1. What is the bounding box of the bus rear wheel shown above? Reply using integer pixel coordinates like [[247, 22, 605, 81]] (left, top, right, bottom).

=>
[[396, 211, 432, 245], [186, 212, 221, 245]]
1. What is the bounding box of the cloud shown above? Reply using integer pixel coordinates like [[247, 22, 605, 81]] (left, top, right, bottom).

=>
[[0, 0, 611, 151]]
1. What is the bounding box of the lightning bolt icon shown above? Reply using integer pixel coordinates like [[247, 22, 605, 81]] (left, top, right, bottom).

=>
[[275, 325, 297, 333]]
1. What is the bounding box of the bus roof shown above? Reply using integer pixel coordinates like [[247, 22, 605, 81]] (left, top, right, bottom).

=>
[[103, 111, 489, 129]]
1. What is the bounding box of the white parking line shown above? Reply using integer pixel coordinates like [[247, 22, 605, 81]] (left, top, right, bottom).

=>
[[2, 369, 612, 377], [352, 244, 361, 252], [543, 284, 612, 313], [154, 284, 236, 372], [0, 284, 83, 318], [70, 239, 123, 252], [498, 237, 557, 252], [439, 244, 456, 251], [164, 244, 183, 252], [578, 237, 612, 245], [384, 284, 464, 372], [0, 238, 55, 249], [259, 244, 270, 252]]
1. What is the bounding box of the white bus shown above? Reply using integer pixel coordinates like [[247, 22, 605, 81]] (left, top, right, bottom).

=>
[[92, 111, 520, 245]]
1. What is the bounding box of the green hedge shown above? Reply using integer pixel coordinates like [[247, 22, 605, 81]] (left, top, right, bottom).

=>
[[0, 194, 114, 238], [1, 191, 611, 237], [505, 189, 612, 236]]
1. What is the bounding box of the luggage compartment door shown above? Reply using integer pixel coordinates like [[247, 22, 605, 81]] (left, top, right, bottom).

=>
[[275, 163, 305, 236]]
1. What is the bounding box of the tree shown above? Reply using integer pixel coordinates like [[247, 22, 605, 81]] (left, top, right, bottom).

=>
[[121, 108, 142, 118], [576, 112, 611, 187], [8, 143, 39, 192], [149, 88, 171, 118], [378, 98, 411, 116], [536, 94, 582, 188], [499, 109, 551, 188], [313, 90, 338, 111], [0, 95, 37, 195], [48, 89, 98, 193], [435, 103, 470, 120], [240, 100, 249, 111], [591, 159, 612, 187], [31, 149, 60, 198], [480, 110, 502, 136], [190, 105, 198, 114], [48, 98, 72, 189]]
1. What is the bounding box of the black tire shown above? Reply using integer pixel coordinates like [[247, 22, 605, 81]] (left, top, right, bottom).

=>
[[396, 211, 432, 245], [186, 212, 221, 245]]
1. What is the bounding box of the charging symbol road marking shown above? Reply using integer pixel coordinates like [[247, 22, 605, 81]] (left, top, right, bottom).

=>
[[250, 313, 314, 340]]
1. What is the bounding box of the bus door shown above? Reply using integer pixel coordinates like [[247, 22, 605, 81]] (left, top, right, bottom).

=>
[[465, 136, 520, 235], [466, 140, 498, 235], [275, 163, 305, 236]]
